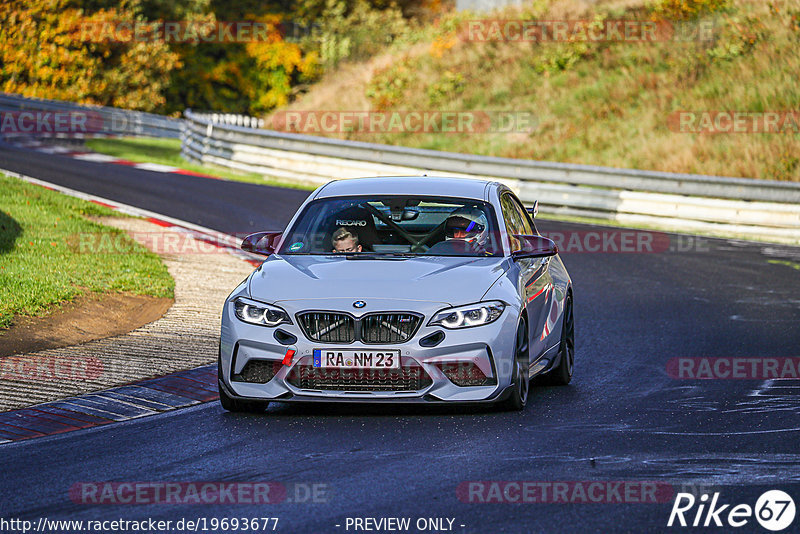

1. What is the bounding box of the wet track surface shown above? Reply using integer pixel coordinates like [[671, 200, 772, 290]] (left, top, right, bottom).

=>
[[2, 143, 800, 533]]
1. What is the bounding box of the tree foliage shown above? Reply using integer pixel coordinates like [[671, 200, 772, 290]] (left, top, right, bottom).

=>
[[0, 0, 429, 115], [0, 0, 180, 111]]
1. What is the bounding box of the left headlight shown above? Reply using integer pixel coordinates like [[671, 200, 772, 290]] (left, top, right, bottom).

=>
[[428, 301, 505, 329], [233, 297, 292, 327]]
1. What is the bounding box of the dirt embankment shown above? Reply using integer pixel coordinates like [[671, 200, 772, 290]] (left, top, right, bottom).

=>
[[1, 292, 173, 357]]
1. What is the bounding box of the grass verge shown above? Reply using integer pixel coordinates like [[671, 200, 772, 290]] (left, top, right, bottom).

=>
[[0, 173, 174, 330], [85, 137, 315, 190]]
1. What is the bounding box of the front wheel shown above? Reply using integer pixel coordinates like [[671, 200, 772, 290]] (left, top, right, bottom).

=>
[[542, 293, 574, 386], [498, 319, 530, 411], [217, 354, 269, 412], [218, 381, 269, 413]]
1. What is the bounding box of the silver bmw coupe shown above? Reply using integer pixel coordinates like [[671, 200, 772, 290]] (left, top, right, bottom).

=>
[[218, 176, 574, 411]]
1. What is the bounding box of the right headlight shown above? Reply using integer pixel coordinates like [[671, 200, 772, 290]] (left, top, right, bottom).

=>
[[428, 301, 505, 329], [233, 297, 292, 327]]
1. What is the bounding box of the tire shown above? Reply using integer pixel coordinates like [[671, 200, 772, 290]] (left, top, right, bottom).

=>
[[218, 353, 269, 413], [218, 380, 269, 412], [498, 318, 530, 411], [542, 293, 574, 386]]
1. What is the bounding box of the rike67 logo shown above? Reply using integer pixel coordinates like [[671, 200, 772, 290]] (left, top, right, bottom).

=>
[[668, 490, 796, 531]]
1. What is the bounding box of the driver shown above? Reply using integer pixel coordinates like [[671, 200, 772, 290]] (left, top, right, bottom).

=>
[[331, 227, 362, 253], [444, 207, 489, 250]]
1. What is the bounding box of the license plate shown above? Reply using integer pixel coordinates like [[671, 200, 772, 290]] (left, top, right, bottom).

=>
[[312, 349, 400, 369]]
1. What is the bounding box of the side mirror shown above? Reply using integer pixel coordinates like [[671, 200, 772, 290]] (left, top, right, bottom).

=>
[[511, 234, 558, 259], [241, 231, 282, 256], [526, 200, 539, 219]]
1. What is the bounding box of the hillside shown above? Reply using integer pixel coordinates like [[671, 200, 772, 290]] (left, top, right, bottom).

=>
[[269, 0, 800, 180]]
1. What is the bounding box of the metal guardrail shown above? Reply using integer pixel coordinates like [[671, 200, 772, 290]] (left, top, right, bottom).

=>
[[0, 93, 182, 139], [2, 93, 797, 243], [182, 109, 800, 243]]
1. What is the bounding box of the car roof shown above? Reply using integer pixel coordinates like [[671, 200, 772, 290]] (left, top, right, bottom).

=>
[[313, 176, 496, 201]]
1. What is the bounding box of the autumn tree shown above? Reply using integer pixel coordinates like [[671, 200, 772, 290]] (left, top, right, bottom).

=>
[[0, 0, 180, 111]]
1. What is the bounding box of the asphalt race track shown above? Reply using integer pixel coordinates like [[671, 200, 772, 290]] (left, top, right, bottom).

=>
[[2, 142, 800, 533]]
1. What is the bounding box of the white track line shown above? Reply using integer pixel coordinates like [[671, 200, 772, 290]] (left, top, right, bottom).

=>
[[71, 153, 120, 163], [132, 162, 181, 173]]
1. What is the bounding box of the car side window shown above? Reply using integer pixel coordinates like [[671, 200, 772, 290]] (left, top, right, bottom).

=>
[[500, 194, 526, 252], [509, 195, 536, 235]]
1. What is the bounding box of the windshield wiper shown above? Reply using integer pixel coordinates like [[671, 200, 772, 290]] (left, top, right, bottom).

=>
[[344, 252, 418, 260]]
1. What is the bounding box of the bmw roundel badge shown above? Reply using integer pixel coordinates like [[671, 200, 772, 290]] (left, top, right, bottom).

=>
[[353, 300, 366, 309]]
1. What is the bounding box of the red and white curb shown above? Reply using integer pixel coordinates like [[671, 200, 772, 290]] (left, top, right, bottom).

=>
[[0, 365, 220, 444], [1, 168, 263, 267]]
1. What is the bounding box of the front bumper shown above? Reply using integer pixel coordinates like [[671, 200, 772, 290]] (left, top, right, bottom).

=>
[[220, 297, 520, 403], [218, 377, 516, 405]]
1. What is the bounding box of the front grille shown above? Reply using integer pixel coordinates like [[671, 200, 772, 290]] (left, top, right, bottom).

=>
[[297, 311, 422, 344], [361, 313, 421, 344], [298, 312, 356, 343], [286, 363, 432, 391], [232, 360, 282, 384]]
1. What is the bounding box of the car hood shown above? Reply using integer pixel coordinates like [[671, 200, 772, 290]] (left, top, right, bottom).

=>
[[247, 254, 509, 306]]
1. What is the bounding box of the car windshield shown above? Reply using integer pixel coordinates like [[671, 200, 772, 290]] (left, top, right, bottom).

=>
[[279, 195, 502, 257]]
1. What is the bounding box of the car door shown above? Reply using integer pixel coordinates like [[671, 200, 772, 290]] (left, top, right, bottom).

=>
[[500, 193, 555, 370]]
